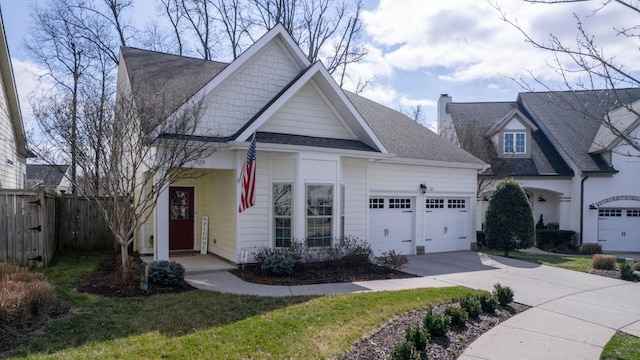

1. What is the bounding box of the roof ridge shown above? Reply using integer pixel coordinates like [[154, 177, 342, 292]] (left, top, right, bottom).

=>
[[120, 46, 229, 66]]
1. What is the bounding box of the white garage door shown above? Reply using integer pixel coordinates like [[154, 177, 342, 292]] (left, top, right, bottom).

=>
[[598, 208, 640, 251], [369, 197, 415, 256], [424, 198, 469, 253]]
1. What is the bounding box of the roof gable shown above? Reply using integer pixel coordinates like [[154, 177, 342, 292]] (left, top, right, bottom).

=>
[[485, 108, 538, 137], [259, 82, 354, 139], [518, 89, 640, 172], [589, 99, 640, 153], [235, 61, 387, 152]]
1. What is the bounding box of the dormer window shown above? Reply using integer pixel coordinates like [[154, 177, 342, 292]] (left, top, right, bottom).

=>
[[504, 132, 526, 154]]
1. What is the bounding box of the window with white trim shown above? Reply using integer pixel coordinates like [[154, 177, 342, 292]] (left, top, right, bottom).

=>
[[599, 209, 622, 217], [448, 199, 466, 209], [306, 184, 333, 247], [504, 132, 526, 154], [627, 210, 640, 217], [369, 198, 384, 209], [273, 183, 292, 247], [389, 198, 411, 209], [340, 184, 345, 239], [426, 198, 444, 209]]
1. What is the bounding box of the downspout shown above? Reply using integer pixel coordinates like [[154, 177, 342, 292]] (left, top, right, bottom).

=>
[[580, 174, 589, 245]]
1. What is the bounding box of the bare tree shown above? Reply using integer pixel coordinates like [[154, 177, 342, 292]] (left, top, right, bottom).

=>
[[101, 85, 217, 281], [155, 0, 367, 82], [492, 0, 640, 153]]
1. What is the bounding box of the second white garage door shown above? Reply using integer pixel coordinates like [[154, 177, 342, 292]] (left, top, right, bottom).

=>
[[369, 197, 415, 256], [423, 198, 470, 253], [598, 208, 640, 251]]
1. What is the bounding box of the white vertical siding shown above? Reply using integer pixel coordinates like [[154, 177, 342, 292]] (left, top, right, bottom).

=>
[[260, 83, 353, 139], [342, 158, 367, 239]]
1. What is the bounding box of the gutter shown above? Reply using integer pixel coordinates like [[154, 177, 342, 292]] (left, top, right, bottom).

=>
[[580, 174, 589, 245]]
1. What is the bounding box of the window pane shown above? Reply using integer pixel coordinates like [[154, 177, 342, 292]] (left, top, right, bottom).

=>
[[306, 217, 332, 247], [274, 184, 292, 216], [306, 184, 333, 247], [515, 133, 525, 153], [275, 218, 291, 247], [504, 133, 514, 153], [273, 183, 292, 247]]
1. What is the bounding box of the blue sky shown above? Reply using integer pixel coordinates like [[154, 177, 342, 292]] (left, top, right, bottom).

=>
[[0, 0, 636, 131]]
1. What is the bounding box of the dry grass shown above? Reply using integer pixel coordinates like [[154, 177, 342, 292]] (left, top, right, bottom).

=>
[[578, 242, 602, 255], [1, 263, 57, 338], [592, 254, 617, 270]]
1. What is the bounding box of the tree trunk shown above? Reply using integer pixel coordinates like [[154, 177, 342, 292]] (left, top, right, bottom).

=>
[[120, 242, 129, 283]]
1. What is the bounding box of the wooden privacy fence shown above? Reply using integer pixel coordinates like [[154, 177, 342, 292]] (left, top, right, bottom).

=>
[[0, 188, 55, 268], [56, 194, 119, 252], [1, 190, 124, 268]]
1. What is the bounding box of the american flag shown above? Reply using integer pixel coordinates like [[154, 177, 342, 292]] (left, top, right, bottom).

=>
[[238, 133, 257, 213]]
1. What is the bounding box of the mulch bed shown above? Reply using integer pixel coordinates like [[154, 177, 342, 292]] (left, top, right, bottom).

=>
[[230, 260, 419, 285], [75, 252, 195, 297]]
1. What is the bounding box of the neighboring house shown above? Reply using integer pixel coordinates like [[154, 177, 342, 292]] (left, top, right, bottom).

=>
[[26, 164, 71, 194], [118, 25, 486, 264], [0, 12, 29, 189], [438, 89, 640, 252]]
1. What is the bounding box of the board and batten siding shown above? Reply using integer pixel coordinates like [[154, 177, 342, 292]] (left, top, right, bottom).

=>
[[199, 40, 301, 137], [206, 169, 237, 261], [237, 155, 271, 262], [260, 83, 353, 139], [368, 162, 476, 194], [342, 158, 368, 240]]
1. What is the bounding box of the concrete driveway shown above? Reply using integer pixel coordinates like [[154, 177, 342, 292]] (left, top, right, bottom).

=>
[[186, 251, 640, 359], [402, 252, 640, 360]]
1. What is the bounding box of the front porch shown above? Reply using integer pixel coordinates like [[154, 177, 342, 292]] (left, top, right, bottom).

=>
[[142, 253, 237, 274]]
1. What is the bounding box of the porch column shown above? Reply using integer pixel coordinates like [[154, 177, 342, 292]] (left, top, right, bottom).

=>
[[154, 171, 170, 261]]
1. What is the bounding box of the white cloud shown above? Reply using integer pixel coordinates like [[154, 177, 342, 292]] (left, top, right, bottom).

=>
[[359, 0, 638, 88], [11, 59, 50, 132]]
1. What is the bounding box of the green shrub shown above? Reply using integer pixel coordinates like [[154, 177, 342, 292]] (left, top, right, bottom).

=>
[[261, 255, 295, 276], [444, 304, 469, 327], [459, 295, 482, 319], [405, 325, 429, 352], [377, 250, 409, 270], [390, 341, 419, 360], [485, 179, 534, 256], [592, 254, 617, 270], [476, 231, 486, 248], [536, 230, 576, 252], [579, 243, 602, 255], [325, 236, 373, 266], [478, 293, 499, 313], [148, 260, 185, 286], [423, 307, 451, 337], [619, 262, 634, 281], [492, 283, 514, 306]]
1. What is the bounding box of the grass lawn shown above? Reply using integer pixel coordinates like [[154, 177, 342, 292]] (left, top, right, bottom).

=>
[[5, 252, 483, 359], [601, 332, 640, 360], [482, 249, 595, 273]]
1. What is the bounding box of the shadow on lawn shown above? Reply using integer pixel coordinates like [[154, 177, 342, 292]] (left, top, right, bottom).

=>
[[3, 253, 316, 358]]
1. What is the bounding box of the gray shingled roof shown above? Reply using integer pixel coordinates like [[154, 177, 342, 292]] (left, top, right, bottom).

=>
[[347, 93, 485, 165], [447, 102, 572, 176], [518, 89, 640, 173], [26, 164, 68, 192], [121, 47, 228, 122], [120, 47, 484, 166]]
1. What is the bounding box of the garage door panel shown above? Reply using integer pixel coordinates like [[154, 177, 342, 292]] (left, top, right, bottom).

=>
[[369, 197, 414, 256], [424, 198, 470, 253], [598, 208, 640, 251]]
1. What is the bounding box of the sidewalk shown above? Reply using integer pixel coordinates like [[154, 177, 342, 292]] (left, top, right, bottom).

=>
[[185, 251, 640, 360]]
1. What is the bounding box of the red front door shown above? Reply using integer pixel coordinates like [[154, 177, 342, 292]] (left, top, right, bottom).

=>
[[169, 187, 195, 250]]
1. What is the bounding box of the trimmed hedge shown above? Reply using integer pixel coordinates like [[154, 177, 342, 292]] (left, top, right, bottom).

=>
[[536, 229, 576, 252]]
